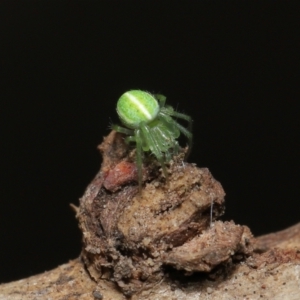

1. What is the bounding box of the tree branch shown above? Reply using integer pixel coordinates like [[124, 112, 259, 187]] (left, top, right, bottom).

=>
[[1, 131, 299, 299]]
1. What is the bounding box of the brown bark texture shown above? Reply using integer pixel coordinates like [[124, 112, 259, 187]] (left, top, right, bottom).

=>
[[1, 131, 300, 300]]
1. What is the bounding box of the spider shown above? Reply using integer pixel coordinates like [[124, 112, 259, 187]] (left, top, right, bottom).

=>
[[112, 90, 193, 188]]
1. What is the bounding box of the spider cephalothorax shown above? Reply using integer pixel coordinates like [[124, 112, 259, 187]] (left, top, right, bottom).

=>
[[113, 90, 193, 187]]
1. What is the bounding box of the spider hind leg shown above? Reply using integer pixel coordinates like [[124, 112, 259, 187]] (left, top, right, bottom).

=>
[[161, 109, 193, 159]]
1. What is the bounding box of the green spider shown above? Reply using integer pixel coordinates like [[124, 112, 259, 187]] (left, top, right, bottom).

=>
[[113, 90, 193, 188]]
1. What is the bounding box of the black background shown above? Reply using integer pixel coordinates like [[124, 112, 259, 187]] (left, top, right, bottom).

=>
[[1, 1, 299, 283]]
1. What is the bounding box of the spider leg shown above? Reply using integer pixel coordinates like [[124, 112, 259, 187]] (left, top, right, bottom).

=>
[[161, 109, 193, 158], [134, 129, 143, 191], [154, 124, 179, 159], [154, 94, 166, 107], [112, 124, 134, 135], [165, 110, 193, 135], [125, 135, 136, 144], [140, 122, 168, 179], [173, 121, 193, 158]]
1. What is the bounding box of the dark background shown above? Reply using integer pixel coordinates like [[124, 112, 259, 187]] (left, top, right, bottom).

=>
[[0, 1, 299, 283]]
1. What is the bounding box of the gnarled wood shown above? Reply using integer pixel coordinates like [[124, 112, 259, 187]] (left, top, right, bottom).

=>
[[1, 131, 299, 299], [1, 223, 300, 299]]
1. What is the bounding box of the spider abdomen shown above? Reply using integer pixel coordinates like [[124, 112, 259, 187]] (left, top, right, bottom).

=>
[[116, 90, 159, 129]]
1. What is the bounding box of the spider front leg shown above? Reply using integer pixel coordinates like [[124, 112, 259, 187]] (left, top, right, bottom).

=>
[[140, 122, 168, 179]]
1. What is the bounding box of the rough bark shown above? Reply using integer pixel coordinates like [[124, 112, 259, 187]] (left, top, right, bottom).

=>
[[1, 223, 300, 299], [1, 131, 299, 299]]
